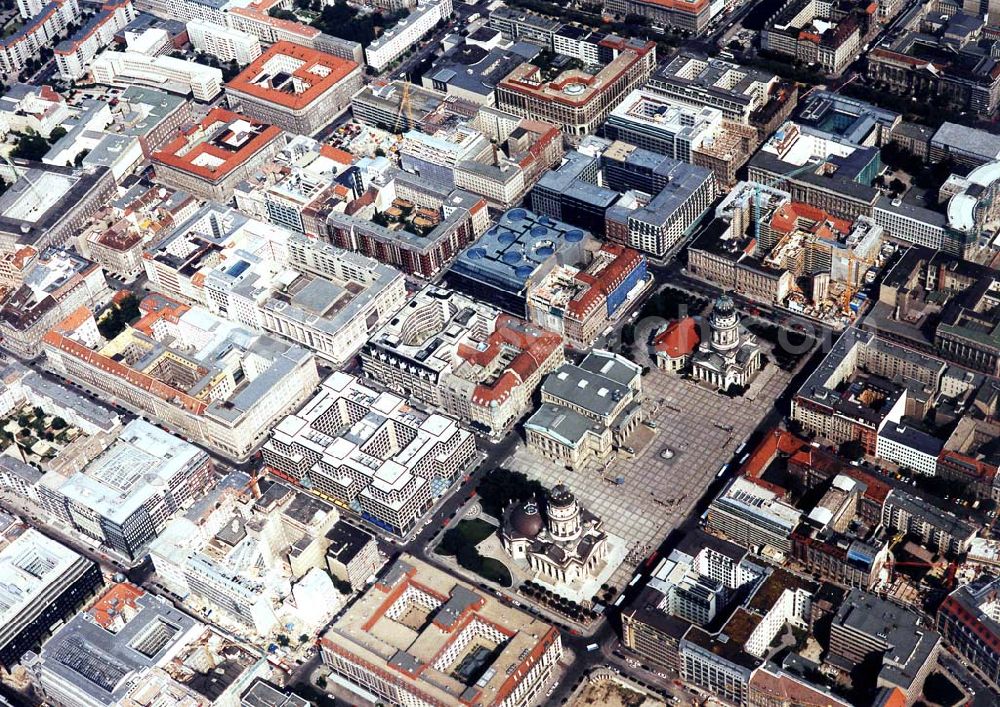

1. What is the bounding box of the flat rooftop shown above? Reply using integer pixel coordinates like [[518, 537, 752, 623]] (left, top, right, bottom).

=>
[[322, 554, 558, 706], [227, 40, 358, 110], [152, 107, 282, 183]]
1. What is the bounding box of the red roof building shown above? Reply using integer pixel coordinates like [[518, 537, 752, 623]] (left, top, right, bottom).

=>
[[152, 107, 283, 202], [225, 41, 362, 135], [653, 317, 700, 371]]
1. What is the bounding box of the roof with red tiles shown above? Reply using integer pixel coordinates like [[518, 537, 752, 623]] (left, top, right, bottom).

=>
[[226, 41, 359, 110], [769, 201, 853, 237], [748, 665, 852, 706], [464, 315, 563, 406], [569, 244, 643, 318], [653, 317, 700, 359], [88, 582, 145, 629], [152, 107, 282, 183]]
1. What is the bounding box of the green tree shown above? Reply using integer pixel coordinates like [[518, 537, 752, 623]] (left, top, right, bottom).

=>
[[298, 633, 310, 644], [276, 634, 290, 647], [48, 127, 66, 143], [476, 468, 545, 518], [51, 417, 67, 430], [12, 132, 51, 161], [73, 149, 89, 167], [98, 294, 142, 339], [456, 543, 482, 573]]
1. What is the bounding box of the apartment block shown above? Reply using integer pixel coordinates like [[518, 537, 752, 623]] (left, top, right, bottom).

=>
[[365, 0, 452, 72], [226, 41, 362, 135], [0, 0, 81, 76], [188, 19, 261, 66], [361, 285, 564, 437], [262, 372, 476, 536], [42, 295, 319, 461], [54, 0, 136, 80]]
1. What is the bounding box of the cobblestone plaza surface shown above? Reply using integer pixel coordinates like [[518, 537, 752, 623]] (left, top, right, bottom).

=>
[[511, 362, 791, 587]]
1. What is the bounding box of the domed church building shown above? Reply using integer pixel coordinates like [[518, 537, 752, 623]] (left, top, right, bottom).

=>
[[690, 294, 763, 391], [500, 484, 609, 586]]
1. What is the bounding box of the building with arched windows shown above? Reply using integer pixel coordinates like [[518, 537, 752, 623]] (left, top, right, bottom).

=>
[[500, 484, 609, 586], [691, 295, 763, 391]]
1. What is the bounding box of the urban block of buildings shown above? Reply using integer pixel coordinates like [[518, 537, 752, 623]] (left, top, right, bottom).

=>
[[0, 162, 117, 254], [152, 107, 285, 201], [143, 201, 409, 366], [0, 528, 103, 670], [325, 171, 490, 278], [262, 371, 477, 537], [0, 246, 112, 359], [225, 41, 363, 136], [604, 89, 754, 187], [495, 36, 657, 142], [320, 554, 562, 706], [36, 419, 214, 559], [688, 181, 884, 318], [361, 284, 564, 437], [531, 141, 717, 258], [42, 294, 319, 461], [646, 52, 797, 142], [868, 10, 1000, 117], [760, 0, 864, 76]]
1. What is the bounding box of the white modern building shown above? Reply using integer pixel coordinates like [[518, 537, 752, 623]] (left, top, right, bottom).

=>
[[0, 529, 103, 670], [37, 419, 214, 559], [187, 19, 261, 66], [876, 424, 944, 477], [365, 0, 453, 72], [92, 49, 224, 101], [262, 371, 477, 537]]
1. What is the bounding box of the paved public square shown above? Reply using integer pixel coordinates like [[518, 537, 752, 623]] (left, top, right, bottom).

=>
[[510, 361, 791, 589]]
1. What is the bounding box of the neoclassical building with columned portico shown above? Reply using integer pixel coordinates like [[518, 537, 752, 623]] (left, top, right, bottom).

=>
[[691, 294, 763, 391], [500, 484, 609, 586]]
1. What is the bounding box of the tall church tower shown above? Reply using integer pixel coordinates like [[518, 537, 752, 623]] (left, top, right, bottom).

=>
[[708, 295, 741, 356], [546, 484, 582, 542]]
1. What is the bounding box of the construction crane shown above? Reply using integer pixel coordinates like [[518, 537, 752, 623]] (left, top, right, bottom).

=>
[[393, 80, 416, 135], [841, 250, 878, 315], [752, 158, 829, 243]]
